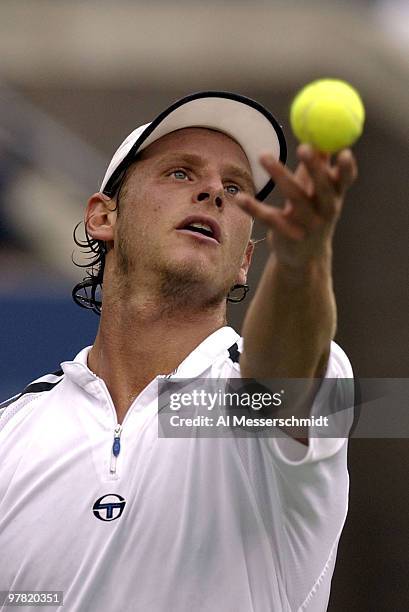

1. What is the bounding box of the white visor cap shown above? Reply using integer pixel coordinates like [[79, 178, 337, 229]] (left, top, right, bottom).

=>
[[100, 91, 287, 201]]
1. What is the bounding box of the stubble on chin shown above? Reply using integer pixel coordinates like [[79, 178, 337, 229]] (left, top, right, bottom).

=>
[[115, 231, 234, 314], [156, 261, 231, 314]]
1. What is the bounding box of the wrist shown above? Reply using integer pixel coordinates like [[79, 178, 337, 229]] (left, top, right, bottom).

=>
[[272, 250, 333, 286]]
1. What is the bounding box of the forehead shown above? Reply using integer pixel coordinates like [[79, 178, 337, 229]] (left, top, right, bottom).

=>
[[140, 127, 251, 171]]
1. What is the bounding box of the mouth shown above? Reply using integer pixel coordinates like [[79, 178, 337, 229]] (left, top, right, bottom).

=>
[[175, 215, 221, 244]]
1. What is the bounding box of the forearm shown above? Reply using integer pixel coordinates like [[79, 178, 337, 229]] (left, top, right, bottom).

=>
[[240, 248, 336, 380], [236, 145, 357, 444]]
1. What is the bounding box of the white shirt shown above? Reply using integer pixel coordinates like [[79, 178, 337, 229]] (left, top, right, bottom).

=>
[[0, 326, 353, 612]]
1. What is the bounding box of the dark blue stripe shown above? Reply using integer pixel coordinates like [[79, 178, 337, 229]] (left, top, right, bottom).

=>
[[228, 343, 240, 364], [0, 369, 64, 410]]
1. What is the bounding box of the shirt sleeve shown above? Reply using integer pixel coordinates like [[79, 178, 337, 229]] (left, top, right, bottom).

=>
[[219, 339, 354, 610], [262, 341, 354, 610], [268, 340, 354, 464]]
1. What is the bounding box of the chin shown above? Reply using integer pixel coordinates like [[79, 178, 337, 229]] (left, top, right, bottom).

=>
[[163, 258, 211, 285], [159, 256, 229, 298]]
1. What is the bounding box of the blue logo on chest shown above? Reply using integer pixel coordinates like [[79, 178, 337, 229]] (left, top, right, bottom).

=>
[[93, 494, 126, 521]]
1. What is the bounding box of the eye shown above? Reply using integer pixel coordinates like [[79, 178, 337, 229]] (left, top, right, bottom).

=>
[[170, 169, 189, 180], [225, 184, 241, 196]]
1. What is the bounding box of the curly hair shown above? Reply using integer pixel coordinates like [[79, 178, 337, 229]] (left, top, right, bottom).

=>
[[71, 163, 260, 315], [71, 167, 127, 316], [71, 224, 107, 316]]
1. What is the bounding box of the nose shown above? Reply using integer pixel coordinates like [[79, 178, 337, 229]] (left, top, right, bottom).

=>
[[193, 179, 224, 209], [196, 191, 223, 209]]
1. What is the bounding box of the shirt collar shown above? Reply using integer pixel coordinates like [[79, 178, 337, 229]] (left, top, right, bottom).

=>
[[173, 325, 240, 378], [61, 325, 240, 390]]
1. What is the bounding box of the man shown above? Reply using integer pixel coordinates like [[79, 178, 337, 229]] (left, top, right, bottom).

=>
[[0, 92, 356, 611]]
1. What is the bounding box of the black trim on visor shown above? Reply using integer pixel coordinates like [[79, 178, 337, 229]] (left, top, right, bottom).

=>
[[103, 91, 287, 201]]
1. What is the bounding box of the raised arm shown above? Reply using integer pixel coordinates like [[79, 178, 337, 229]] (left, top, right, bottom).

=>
[[236, 144, 358, 442]]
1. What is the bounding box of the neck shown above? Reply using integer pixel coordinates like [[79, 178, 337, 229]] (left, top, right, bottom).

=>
[[88, 282, 227, 423]]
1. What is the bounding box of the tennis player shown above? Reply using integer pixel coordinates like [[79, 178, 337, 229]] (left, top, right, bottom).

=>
[[0, 91, 357, 611]]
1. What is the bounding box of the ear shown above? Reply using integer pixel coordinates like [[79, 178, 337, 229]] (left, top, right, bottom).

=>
[[85, 192, 117, 244], [236, 240, 255, 286]]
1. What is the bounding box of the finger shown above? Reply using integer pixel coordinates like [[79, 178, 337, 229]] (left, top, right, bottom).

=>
[[268, 214, 306, 241], [293, 159, 314, 198], [296, 145, 338, 218], [333, 149, 358, 193], [235, 196, 306, 240], [235, 194, 280, 225], [259, 153, 311, 207], [259, 153, 320, 227], [287, 162, 322, 227]]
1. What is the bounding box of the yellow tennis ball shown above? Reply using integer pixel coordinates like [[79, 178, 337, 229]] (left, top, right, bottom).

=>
[[290, 79, 365, 153]]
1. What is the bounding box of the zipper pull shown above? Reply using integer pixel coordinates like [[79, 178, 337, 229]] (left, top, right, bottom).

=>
[[110, 424, 123, 474]]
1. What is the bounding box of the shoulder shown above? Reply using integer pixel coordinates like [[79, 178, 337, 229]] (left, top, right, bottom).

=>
[[0, 368, 65, 427], [219, 337, 352, 372], [210, 336, 242, 378], [326, 340, 353, 378]]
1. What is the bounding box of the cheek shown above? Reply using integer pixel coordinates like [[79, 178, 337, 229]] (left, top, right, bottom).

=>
[[136, 187, 169, 223], [226, 214, 252, 258], [117, 190, 172, 256]]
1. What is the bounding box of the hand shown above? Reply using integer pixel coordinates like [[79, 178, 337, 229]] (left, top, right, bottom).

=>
[[236, 144, 358, 269]]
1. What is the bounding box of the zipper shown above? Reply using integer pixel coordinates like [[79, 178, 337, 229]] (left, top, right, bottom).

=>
[[110, 424, 123, 474], [105, 374, 168, 476]]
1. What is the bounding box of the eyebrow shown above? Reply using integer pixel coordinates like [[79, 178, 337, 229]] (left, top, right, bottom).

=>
[[155, 152, 256, 194]]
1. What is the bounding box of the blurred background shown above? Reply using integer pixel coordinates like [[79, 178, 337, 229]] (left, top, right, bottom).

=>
[[0, 0, 408, 609]]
